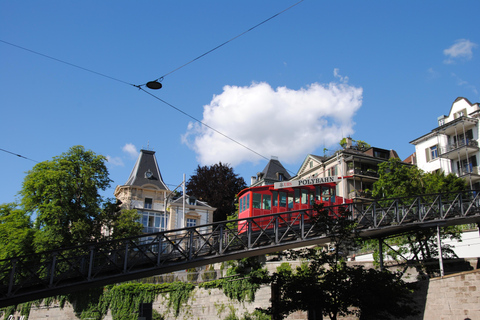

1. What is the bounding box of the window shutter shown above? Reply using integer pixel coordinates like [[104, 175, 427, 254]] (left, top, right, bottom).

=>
[[425, 148, 430, 162]]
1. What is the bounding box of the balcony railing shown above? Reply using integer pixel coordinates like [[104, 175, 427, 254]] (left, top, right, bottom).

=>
[[348, 190, 372, 199], [458, 165, 479, 177], [347, 168, 379, 178], [439, 139, 478, 156]]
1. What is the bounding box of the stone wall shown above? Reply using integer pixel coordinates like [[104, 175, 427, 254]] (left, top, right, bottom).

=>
[[4, 260, 480, 320]]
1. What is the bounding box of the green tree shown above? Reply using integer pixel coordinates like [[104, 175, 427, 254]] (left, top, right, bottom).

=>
[[100, 200, 143, 240], [20, 145, 142, 252], [0, 203, 35, 260], [186, 162, 247, 222], [369, 158, 468, 274]]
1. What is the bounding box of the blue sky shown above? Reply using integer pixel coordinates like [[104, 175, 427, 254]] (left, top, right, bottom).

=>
[[1, 1, 479, 205]]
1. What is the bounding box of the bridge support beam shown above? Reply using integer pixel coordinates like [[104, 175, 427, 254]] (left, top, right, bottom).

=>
[[436, 225, 444, 277]]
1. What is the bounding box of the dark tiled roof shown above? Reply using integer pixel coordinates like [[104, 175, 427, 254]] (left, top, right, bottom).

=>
[[124, 150, 168, 190], [261, 159, 292, 180]]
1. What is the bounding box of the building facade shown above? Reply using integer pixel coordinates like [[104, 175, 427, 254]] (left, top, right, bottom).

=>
[[114, 149, 214, 233], [294, 138, 400, 201], [410, 97, 480, 189]]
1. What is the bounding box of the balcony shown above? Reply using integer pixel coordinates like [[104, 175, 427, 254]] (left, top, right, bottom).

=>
[[348, 189, 373, 200], [346, 168, 379, 181], [456, 165, 480, 183], [439, 139, 479, 160]]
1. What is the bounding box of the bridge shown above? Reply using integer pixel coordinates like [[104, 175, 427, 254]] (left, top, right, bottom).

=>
[[1, 190, 480, 307]]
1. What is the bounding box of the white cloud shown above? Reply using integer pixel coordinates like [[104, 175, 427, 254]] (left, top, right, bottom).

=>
[[122, 143, 139, 159], [333, 68, 349, 83], [182, 79, 363, 167], [106, 156, 124, 167], [443, 39, 477, 64]]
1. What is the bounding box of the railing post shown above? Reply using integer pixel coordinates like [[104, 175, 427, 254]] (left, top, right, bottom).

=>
[[157, 236, 163, 266], [124, 242, 129, 273], [395, 199, 399, 223], [247, 220, 252, 249], [373, 201, 377, 227], [438, 194, 443, 219], [189, 231, 194, 260], [49, 253, 57, 287], [88, 246, 95, 281], [301, 211, 305, 240], [219, 225, 224, 254], [275, 215, 279, 244], [7, 259, 17, 296]]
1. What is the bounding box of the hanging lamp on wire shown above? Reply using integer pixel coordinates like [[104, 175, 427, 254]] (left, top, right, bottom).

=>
[[146, 77, 163, 90]]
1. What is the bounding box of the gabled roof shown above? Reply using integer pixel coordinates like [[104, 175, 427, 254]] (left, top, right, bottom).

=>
[[296, 154, 326, 176], [170, 194, 214, 209], [124, 149, 169, 190]]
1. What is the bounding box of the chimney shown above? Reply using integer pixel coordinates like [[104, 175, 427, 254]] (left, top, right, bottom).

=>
[[346, 137, 353, 149]]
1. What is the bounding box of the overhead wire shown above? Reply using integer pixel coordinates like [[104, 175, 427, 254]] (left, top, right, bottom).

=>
[[0, 39, 136, 87], [136, 0, 304, 87], [0, 148, 39, 163], [1, 1, 304, 169]]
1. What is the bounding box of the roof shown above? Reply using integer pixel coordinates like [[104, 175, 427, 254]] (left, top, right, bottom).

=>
[[170, 194, 214, 209], [124, 149, 169, 190], [260, 158, 292, 181]]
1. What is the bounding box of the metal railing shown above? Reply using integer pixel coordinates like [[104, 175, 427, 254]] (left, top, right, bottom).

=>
[[1, 190, 480, 307]]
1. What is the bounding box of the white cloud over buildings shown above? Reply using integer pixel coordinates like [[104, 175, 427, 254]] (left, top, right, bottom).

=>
[[182, 78, 363, 167]]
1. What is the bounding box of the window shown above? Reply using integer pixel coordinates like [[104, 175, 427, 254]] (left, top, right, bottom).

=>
[[140, 211, 168, 233], [279, 192, 287, 207], [425, 145, 438, 162], [301, 189, 308, 204], [252, 193, 261, 209], [263, 194, 271, 210], [272, 191, 278, 206], [294, 189, 300, 204], [186, 218, 197, 227], [144, 198, 153, 209], [288, 194, 294, 209], [328, 166, 337, 177]]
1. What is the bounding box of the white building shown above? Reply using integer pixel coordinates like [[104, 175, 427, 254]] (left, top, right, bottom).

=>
[[295, 138, 401, 202], [114, 149, 214, 233], [410, 97, 480, 189]]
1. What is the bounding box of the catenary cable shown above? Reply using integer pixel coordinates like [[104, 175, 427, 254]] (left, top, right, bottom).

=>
[[136, 0, 304, 87]]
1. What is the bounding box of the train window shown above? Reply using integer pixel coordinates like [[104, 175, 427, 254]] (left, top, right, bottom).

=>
[[294, 189, 300, 203], [272, 191, 278, 206], [315, 186, 322, 201], [301, 189, 308, 204], [322, 186, 331, 201], [288, 194, 294, 209], [279, 192, 287, 207], [252, 193, 261, 209], [239, 197, 243, 212], [263, 194, 271, 210], [310, 191, 315, 205], [246, 194, 250, 211]]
